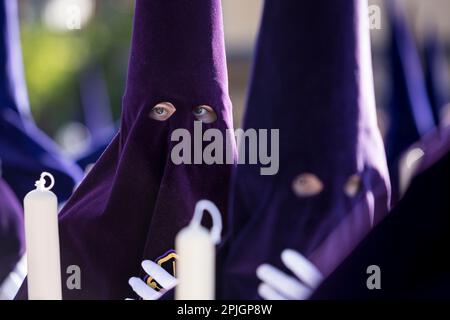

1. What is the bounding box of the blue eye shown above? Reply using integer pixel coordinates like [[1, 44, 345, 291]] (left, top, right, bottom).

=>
[[193, 107, 207, 116], [149, 102, 176, 121], [154, 107, 166, 115], [192, 105, 217, 123]]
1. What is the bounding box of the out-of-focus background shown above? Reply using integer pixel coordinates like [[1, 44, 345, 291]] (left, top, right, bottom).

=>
[[18, 0, 450, 154]]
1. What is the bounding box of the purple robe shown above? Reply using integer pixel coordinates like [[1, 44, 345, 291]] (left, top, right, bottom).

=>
[[218, 0, 390, 299], [17, 0, 235, 299]]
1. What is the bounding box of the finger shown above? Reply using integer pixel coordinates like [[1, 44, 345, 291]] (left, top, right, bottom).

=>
[[256, 264, 311, 300], [128, 277, 163, 300], [141, 260, 178, 289], [281, 249, 323, 289], [258, 284, 287, 300]]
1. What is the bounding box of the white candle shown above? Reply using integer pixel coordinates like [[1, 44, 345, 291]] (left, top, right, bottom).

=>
[[24, 172, 62, 300], [175, 200, 222, 300]]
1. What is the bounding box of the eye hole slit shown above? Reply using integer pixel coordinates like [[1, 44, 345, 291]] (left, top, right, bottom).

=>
[[149, 102, 176, 121], [344, 174, 362, 197], [193, 105, 217, 124], [292, 173, 324, 198]]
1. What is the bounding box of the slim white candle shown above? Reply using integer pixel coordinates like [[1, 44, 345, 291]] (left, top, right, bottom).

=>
[[175, 200, 222, 300], [24, 172, 62, 300]]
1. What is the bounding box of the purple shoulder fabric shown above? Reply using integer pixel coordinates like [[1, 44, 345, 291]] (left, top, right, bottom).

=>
[[17, 0, 234, 299], [218, 0, 390, 299], [0, 177, 24, 284]]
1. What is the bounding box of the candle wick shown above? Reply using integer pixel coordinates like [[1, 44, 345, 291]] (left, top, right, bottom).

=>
[[35, 172, 55, 191], [35, 180, 44, 190]]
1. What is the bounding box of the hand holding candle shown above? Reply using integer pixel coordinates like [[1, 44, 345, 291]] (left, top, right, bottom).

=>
[[175, 200, 222, 300], [24, 172, 62, 300]]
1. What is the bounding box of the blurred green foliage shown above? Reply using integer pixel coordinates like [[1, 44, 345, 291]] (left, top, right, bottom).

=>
[[20, 1, 133, 135]]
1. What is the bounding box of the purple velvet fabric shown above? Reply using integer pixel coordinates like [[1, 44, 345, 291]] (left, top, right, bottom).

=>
[[218, 0, 390, 299], [17, 0, 234, 300], [0, 177, 24, 284]]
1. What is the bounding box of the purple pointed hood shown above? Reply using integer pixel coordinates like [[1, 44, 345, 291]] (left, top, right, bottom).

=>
[[28, 0, 235, 299], [0, 176, 24, 284], [219, 0, 390, 299], [400, 125, 450, 190]]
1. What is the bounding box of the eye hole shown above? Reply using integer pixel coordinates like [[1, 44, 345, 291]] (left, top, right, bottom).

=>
[[344, 174, 362, 197], [149, 102, 176, 121], [193, 105, 217, 124], [292, 173, 323, 197]]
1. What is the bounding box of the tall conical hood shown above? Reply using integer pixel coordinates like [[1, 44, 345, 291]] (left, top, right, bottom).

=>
[[20, 0, 236, 299], [219, 0, 390, 299]]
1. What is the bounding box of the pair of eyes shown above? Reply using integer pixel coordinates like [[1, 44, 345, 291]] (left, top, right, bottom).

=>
[[292, 173, 362, 198], [149, 102, 217, 123]]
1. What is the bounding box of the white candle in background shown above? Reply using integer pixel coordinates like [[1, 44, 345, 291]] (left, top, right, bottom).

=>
[[24, 172, 62, 300], [176, 223, 214, 299], [175, 200, 222, 300]]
